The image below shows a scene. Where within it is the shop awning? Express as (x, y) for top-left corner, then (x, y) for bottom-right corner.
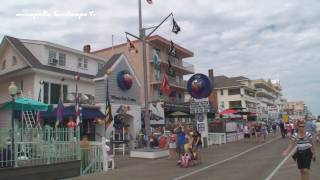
(219, 109), (239, 115)
(2, 97), (52, 111)
(40, 105), (105, 120)
(168, 111), (190, 117)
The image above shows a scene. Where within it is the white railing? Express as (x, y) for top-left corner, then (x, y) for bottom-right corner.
(208, 133), (226, 145)
(226, 132), (244, 143)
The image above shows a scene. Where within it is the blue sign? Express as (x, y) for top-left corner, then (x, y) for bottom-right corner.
(187, 73), (213, 99)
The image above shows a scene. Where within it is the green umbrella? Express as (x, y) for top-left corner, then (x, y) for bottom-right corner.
(2, 97), (52, 111)
(168, 111), (189, 117)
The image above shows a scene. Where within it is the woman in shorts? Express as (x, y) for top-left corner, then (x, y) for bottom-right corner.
(283, 121), (316, 180)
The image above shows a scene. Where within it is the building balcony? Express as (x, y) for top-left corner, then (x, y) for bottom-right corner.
(256, 88), (276, 99)
(150, 77), (187, 91)
(253, 79), (280, 94)
(257, 97), (275, 106)
(150, 56), (194, 74)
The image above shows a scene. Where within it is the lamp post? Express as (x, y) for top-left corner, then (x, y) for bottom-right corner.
(126, 0), (176, 150)
(8, 81), (18, 165)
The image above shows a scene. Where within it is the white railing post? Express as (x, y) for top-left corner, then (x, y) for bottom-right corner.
(101, 137), (108, 172)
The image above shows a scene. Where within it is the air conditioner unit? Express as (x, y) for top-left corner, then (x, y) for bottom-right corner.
(49, 58), (58, 65)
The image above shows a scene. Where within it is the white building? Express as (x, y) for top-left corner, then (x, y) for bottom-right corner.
(252, 79), (283, 121)
(214, 76), (257, 117)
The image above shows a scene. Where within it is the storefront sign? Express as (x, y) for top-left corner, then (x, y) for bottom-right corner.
(190, 101), (209, 114)
(111, 95), (136, 102)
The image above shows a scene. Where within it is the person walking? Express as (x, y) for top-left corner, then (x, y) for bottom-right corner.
(279, 121), (286, 138)
(243, 123), (251, 143)
(272, 122), (277, 136)
(192, 130), (202, 164)
(174, 123), (186, 164)
(283, 121), (316, 180)
(168, 130), (177, 159)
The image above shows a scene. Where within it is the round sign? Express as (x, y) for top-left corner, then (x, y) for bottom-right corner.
(117, 70), (133, 91)
(187, 73), (213, 99)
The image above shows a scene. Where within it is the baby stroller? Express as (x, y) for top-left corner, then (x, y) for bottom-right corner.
(180, 148), (197, 168)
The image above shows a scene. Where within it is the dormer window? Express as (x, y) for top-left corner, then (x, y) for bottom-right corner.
(58, 53), (66, 66)
(83, 59), (88, 69)
(48, 49), (65, 66)
(48, 49), (57, 64)
(78, 57), (88, 70)
(2, 60), (6, 70)
(12, 56), (17, 66)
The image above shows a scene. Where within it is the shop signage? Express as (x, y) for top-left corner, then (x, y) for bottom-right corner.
(190, 101), (209, 114)
(111, 95), (136, 102)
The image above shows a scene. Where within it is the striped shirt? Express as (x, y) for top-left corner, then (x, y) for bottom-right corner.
(291, 132), (313, 151)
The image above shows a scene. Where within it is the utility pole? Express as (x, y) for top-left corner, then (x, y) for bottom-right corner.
(125, 0), (177, 150)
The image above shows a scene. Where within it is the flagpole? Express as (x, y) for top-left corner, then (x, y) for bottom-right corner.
(138, 0), (151, 150)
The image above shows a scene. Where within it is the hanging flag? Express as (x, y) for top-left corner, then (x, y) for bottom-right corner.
(55, 97), (64, 128)
(75, 73), (81, 125)
(167, 58), (175, 77)
(172, 18), (181, 34)
(160, 74), (171, 96)
(36, 88), (42, 127)
(75, 72), (80, 81)
(153, 49), (161, 68)
(168, 41), (176, 57)
(105, 79), (113, 129)
(146, 0), (152, 4)
(127, 37), (138, 53)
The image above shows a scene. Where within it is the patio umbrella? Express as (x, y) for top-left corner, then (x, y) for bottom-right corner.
(2, 97), (52, 111)
(168, 111), (190, 117)
(219, 109), (239, 115)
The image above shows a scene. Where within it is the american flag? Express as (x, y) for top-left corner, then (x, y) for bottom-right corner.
(105, 79), (113, 129)
(55, 97), (64, 127)
(75, 72), (81, 125)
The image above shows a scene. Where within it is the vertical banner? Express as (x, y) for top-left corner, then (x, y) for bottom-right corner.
(149, 102), (165, 125)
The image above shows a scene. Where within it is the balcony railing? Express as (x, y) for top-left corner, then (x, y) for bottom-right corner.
(257, 97), (274, 105)
(256, 88), (276, 98)
(150, 56), (195, 73)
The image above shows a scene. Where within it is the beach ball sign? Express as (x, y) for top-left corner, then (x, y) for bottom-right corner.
(187, 73), (213, 99)
(117, 70), (133, 91)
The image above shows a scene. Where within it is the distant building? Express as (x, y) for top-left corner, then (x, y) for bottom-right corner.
(213, 75), (257, 116)
(285, 101), (306, 120)
(252, 79), (283, 121)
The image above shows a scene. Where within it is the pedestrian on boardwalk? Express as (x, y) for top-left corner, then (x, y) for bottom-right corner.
(168, 130), (177, 159)
(272, 122), (277, 136)
(174, 123), (186, 164)
(243, 123), (251, 143)
(251, 125), (256, 143)
(261, 123), (268, 142)
(283, 121), (316, 180)
(279, 121), (286, 138)
(192, 130), (202, 164)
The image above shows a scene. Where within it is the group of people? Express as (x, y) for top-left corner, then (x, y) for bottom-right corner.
(243, 122), (269, 143)
(166, 123), (202, 166)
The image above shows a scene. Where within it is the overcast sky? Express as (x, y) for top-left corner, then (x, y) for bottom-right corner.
(1, 0), (319, 116)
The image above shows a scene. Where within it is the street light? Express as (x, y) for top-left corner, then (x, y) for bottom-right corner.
(8, 81), (18, 166)
(123, 0), (179, 150)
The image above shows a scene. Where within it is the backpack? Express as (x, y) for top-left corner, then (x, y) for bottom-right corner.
(180, 153), (191, 168)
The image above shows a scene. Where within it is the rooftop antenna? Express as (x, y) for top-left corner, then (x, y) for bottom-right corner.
(111, 34), (114, 56)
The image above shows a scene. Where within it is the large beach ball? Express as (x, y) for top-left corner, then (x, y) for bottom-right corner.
(187, 73), (213, 99)
(117, 70), (133, 91)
